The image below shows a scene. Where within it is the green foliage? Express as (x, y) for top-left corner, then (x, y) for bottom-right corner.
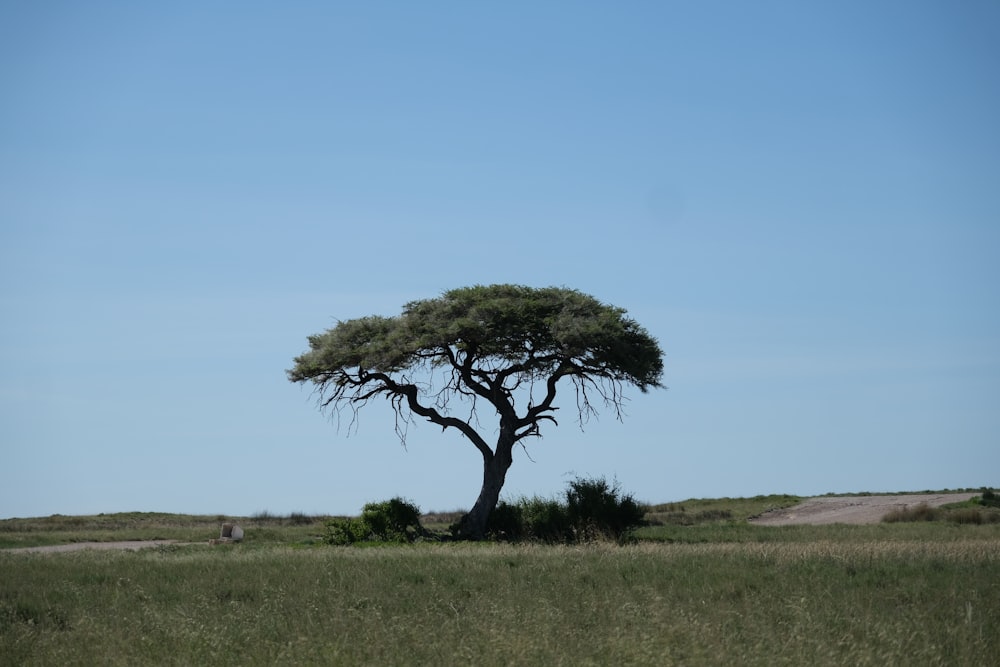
(487, 477), (645, 543)
(565, 477), (646, 541)
(483, 501), (525, 541)
(324, 517), (371, 546)
(402, 285), (664, 390)
(980, 488), (1000, 508)
(486, 497), (572, 543)
(325, 498), (425, 545)
(517, 497), (574, 543)
(362, 498), (424, 542)
(289, 285), (664, 390)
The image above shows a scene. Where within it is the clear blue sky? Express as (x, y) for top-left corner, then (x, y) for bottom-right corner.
(2, 2), (998, 518)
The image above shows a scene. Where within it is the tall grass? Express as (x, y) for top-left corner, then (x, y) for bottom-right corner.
(883, 503), (1000, 525)
(4, 531), (998, 665)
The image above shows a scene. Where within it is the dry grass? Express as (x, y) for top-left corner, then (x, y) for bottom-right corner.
(3, 529), (998, 665)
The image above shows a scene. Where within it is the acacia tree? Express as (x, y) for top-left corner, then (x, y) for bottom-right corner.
(287, 284), (664, 540)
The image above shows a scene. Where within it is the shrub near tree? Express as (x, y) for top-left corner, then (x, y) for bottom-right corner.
(566, 477), (646, 541)
(487, 476), (646, 543)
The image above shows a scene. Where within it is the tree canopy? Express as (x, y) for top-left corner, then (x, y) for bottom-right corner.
(288, 284), (664, 539)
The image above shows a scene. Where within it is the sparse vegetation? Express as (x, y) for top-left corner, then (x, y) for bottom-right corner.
(251, 510), (325, 526)
(882, 506), (1000, 524)
(979, 488), (1000, 508)
(0, 512), (330, 550)
(950, 508), (986, 525)
(882, 495), (1000, 525)
(883, 502), (940, 523)
(643, 494), (801, 528)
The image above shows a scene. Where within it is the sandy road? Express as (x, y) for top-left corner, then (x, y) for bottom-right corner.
(749, 493), (978, 526)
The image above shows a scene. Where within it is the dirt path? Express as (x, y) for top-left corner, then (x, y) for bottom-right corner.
(749, 493), (978, 526)
(3, 540), (194, 554)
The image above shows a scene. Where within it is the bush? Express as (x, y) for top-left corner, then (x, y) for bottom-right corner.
(565, 477), (646, 542)
(486, 476), (645, 543)
(522, 497), (574, 542)
(980, 488), (1000, 508)
(325, 498), (425, 545)
(486, 497), (573, 543)
(486, 501), (528, 541)
(325, 517), (370, 545)
(361, 498), (424, 542)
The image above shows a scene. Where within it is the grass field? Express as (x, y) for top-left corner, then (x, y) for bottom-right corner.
(0, 512), (328, 550)
(2, 501), (998, 666)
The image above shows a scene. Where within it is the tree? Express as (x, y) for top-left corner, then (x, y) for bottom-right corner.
(287, 284), (664, 540)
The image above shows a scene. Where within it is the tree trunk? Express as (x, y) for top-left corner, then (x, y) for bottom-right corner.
(455, 431), (515, 540)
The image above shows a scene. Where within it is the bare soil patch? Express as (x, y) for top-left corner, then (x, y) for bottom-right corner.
(749, 493), (978, 526)
(4, 540), (193, 554)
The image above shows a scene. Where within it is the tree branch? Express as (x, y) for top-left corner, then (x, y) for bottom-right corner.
(516, 361), (574, 429)
(360, 369), (494, 461)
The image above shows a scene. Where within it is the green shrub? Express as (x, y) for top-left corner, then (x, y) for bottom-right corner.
(486, 501), (527, 541)
(325, 517), (370, 545)
(361, 498), (424, 542)
(565, 476), (646, 541)
(486, 497), (572, 543)
(486, 476), (645, 543)
(980, 488), (1000, 508)
(521, 497), (574, 543)
(325, 498), (425, 545)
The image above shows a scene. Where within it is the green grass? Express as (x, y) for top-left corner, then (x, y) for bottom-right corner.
(3, 499), (998, 665)
(0, 512), (332, 549)
(637, 517), (1000, 543)
(3, 533), (998, 666)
